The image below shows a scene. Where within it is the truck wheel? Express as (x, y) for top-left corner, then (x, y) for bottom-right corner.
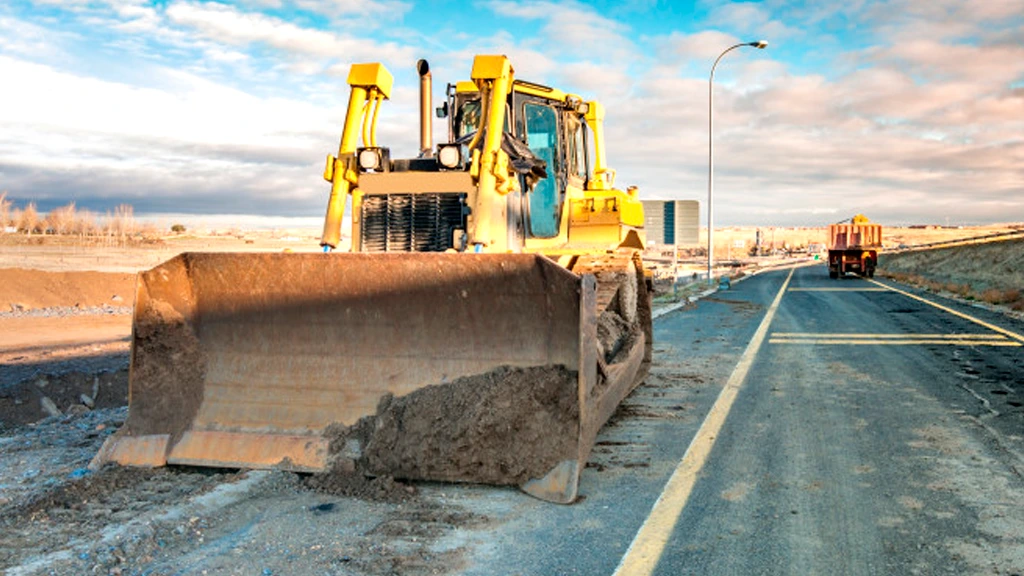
(829, 270), (838, 279)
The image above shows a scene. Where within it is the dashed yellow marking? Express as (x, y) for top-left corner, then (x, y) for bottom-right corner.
(788, 287), (888, 292)
(772, 333), (1008, 340)
(770, 338), (1018, 346)
(614, 268), (794, 576)
(867, 279), (1024, 344)
(770, 332), (1016, 346)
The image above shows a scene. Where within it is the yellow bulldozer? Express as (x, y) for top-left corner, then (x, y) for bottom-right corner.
(93, 55), (651, 503)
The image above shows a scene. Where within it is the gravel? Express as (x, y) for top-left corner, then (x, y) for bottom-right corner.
(0, 305), (132, 320)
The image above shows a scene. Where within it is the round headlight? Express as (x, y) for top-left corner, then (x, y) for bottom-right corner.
(358, 148), (381, 171)
(438, 145), (461, 169)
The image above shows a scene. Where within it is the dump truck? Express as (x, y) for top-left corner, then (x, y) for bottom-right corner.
(827, 214), (881, 278)
(92, 55), (652, 503)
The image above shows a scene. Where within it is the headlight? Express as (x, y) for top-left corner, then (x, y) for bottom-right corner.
(358, 148), (382, 171)
(437, 145), (462, 169)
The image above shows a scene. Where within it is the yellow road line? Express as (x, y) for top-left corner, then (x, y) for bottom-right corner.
(771, 333), (1007, 340)
(769, 339), (1019, 347)
(787, 287), (888, 292)
(868, 279), (1024, 344)
(614, 268), (794, 576)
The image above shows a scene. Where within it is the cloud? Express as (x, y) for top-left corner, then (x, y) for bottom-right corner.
(0, 54), (347, 215)
(164, 1), (413, 64)
(660, 30), (747, 62)
(0, 15), (78, 58)
(867, 40), (1024, 85)
(862, 0), (1024, 41)
(3, 0), (1022, 226)
(485, 0), (638, 64)
(705, 2), (800, 42)
(293, 0), (411, 21)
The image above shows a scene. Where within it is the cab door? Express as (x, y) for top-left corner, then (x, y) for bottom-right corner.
(518, 98), (565, 239)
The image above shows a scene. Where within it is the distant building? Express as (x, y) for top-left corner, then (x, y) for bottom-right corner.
(642, 200), (699, 247)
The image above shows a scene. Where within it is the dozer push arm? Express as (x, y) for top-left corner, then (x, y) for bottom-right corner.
(320, 64), (393, 250)
(584, 101), (615, 190)
(466, 55), (517, 250)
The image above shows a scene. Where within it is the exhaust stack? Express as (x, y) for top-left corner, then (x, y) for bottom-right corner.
(417, 59), (432, 157)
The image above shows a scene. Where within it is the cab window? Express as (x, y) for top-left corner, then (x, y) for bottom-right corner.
(523, 102), (560, 238)
(567, 115), (587, 181)
(455, 100), (481, 139)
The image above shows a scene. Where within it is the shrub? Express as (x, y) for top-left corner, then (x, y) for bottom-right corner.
(981, 289), (1020, 305)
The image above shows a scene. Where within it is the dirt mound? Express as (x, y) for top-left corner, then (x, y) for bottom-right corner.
(0, 369), (129, 430)
(0, 268), (136, 312)
(121, 300), (207, 442)
(323, 364), (579, 487)
(304, 467), (418, 503)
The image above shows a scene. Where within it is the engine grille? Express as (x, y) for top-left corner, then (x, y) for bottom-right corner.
(360, 193), (467, 252)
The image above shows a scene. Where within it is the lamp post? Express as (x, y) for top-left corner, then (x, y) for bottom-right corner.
(708, 40), (767, 284)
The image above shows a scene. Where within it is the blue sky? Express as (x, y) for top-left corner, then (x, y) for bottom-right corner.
(1, 0), (1022, 227)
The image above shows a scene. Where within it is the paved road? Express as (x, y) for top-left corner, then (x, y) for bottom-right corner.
(469, 264), (1024, 575)
(614, 264), (1024, 576)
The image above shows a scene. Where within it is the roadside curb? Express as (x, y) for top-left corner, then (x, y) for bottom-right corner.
(651, 260), (819, 321)
(652, 287), (716, 320)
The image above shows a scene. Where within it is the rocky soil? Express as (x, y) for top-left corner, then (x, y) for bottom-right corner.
(0, 266), (498, 575)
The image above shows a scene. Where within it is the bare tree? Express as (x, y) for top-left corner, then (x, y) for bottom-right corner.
(20, 202), (39, 236)
(74, 208), (98, 238)
(46, 202), (77, 236)
(101, 204), (137, 245)
(10, 207), (22, 232)
(0, 191), (10, 232)
(115, 204), (134, 243)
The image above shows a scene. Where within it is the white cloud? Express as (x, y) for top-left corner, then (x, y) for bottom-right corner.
(706, 2), (800, 42)
(166, 2), (356, 55)
(0, 15), (78, 58)
(486, 0), (637, 63)
(0, 54), (344, 213)
(164, 1), (417, 71)
(293, 0), (411, 21)
(660, 30), (746, 62)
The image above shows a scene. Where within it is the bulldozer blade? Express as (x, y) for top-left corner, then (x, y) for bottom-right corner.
(93, 252), (647, 503)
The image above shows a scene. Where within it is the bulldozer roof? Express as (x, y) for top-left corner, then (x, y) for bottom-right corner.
(454, 78), (581, 105)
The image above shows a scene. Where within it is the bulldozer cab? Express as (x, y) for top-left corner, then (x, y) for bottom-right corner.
(447, 79), (595, 243)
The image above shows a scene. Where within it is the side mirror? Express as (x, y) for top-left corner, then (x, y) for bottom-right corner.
(436, 102), (449, 118)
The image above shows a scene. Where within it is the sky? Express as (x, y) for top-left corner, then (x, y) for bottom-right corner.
(0, 0), (1022, 228)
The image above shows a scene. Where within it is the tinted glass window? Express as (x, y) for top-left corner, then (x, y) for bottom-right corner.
(524, 102), (560, 238)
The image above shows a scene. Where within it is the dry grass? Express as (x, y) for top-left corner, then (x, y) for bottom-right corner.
(878, 237), (1024, 312)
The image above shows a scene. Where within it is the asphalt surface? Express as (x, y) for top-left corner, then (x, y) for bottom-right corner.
(463, 264), (1024, 575)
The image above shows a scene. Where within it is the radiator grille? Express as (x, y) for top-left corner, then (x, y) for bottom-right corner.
(360, 193), (467, 252)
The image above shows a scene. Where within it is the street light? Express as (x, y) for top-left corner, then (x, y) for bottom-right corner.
(708, 40), (767, 284)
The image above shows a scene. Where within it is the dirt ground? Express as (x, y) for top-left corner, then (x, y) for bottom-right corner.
(0, 248), (497, 576)
(0, 241), (611, 575)
(2, 227), (1020, 575)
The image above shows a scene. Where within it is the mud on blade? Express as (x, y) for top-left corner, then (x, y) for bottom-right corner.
(93, 252), (647, 503)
